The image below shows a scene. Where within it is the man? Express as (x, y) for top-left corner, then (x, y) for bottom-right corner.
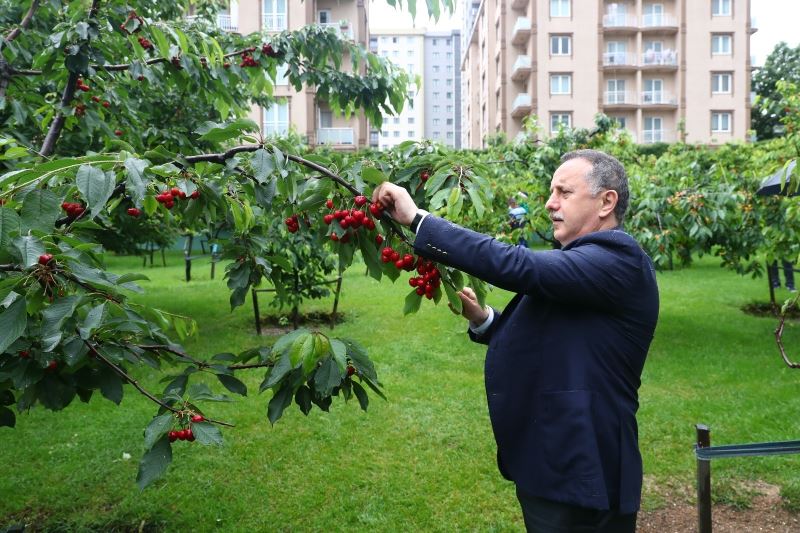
(373, 150), (659, 532)
(507, 196), (529, 247)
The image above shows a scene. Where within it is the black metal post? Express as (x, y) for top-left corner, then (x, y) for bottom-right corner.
(184, 253), (191, 282)
(696, 424), (712, 533)
(252, 288), (262, 335)
(210, 259), (216, 280)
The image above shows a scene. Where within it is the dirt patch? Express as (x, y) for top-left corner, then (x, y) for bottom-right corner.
(256, 311), (345, 336)
(742, 301), (800, 319)
(639, 482), (800, 532)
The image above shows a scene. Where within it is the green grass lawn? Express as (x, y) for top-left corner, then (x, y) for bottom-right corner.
(3, 250), (800, 531)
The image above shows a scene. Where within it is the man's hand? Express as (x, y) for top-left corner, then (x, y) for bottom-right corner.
(372, 182), (418, 226)
(458, 287), (489, 326)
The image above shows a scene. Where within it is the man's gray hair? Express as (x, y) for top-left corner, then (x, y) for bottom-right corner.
(561, 149), (629, 224)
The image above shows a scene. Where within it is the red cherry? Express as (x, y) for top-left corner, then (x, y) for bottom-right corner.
(191, 415), (204, 423)
(330, 234), (339, 241)
(170, 187), (181, 197)
(364, 218), (376, 230)
(375, 234), (384, 245)
(186, 429), (195, 442)
(421, 171), (430, 181)
(102, 101), (110, 108)
(394, 259), (405, 269)
(126, 207), (141, 217)
(323, 214), (334, 224)
(339, 218), (350, 229)
(190, 190), (200, 199)
(164, 200), (174, 209)
(391, 251), (400, 262)
(38, 253), (53, 265)
(168, 431), (178, 442)
(19, 350), (30, 358)
(415, 286), (425, 296)
(346, 365), (356, 376)
(114, 129), (123, 136)
(91, 95), (100, 103)
(46, 360), (58, 371)
(325, 199), (334, 209)
(137, 75), (145, 81)
(354, 195), (367, 207)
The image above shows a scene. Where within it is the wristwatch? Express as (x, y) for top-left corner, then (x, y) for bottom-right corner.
(410, 211), (425, 234)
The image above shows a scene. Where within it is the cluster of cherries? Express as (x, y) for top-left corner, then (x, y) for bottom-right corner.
(321, 196), (383, 242)
(284, 214), (300, 233)
(239, 53), (258, 68)
(408, 259), (441, 299)
(61, 201), (85, 218)
(75, 77), (91, 93)
(155, 187), (200, 209)
(168, 414), (204, 443)
(137, 36), (153, 50)
(90, 95), (110, 108)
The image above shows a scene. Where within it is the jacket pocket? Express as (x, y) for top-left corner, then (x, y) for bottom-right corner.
(538, 390), (603, 482)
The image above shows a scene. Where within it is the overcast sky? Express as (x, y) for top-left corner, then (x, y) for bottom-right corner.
(370, 0), (799, 66)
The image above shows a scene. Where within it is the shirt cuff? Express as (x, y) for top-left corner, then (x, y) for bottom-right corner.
(412, 210), (430, 234)
(469, 306), (494, 335)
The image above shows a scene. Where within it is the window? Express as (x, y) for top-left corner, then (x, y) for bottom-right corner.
(712, 0), (731, 16)
(446, 132), (454, 139)
(433, 118), (440, 125)
(433, 131), (441, 138)
(712, 73), (732, 94)
(446, 92), (453, 99)
(433, 78), (440, 87)
(606, 79), (626, 104)
(407, 36), (415, 44)
(392, 50), (399, 57)
(319, 109), (332, 128)
(369, 37), (378, 50)
(408, 117), (415, 124)
(643, 3), (664, 26)
(408, 130), (415, 137)
(392, 37), (398, 44)
(446, 118), (453, 125)
(263, 0), (287, 31)
(711, 112), (731, 132)
(612, 116), (627, 128)
(407, 50), (414, 57)
(550, 74), (571, 95)
(446, 79), (452, 86)
(393, 117), (400, 124)
(446, 52), (452, 59)
(711, 34), (732, 55)
(263, 100), (289, 135)
(433, 65), (440, 73)
(393, 131), (400, 137)
(446, 39), (451, 46)
(432, 39), (438, 45)
(407, 64), (414, 73)
(447, 64), (453, 72)
(550, 112), (571, 131)
(446, 105), (453, 113)
(274, 64), (289, 85)
(550, 0), (570, 17)
(433, 51), (440, 58)
(317, 10), (332, 23)
(605, 41), (627, 65)
(550, 35), (571, 56)
(643, 117), (663, 142)
(433, 92), (440, 99)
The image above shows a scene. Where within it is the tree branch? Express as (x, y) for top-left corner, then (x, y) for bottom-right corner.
(4, 0), (40, 43)
(774, 293), (800, 369)
(39, 73), (78, 156)
(0, 264), (23, 272)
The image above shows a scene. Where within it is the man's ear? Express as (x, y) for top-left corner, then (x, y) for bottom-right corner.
(599, 189), (618, 219)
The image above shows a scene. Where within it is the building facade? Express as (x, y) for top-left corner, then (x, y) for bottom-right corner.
(224, 0), (370, 150)
(461, 0), (755, 147)
(424, 30), (462, 148)
(368, 30), (426, 150)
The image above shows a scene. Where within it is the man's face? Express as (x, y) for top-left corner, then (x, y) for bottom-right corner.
(545, 158), (608, 246)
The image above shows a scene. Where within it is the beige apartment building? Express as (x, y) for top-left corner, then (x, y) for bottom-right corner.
(224, 0), (370, 149)
(461, 0), (756, 147)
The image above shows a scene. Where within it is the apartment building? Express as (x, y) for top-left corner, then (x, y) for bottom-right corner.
(221, 0), (369, 149)
(461, 0), (756, 147)
(368, 30), (426, 149)
(425, 30), (462, 148)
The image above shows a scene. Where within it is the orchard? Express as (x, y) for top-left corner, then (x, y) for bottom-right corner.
(2, 0), (800, 527)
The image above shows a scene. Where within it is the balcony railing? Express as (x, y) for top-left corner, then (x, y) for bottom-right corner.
(511, 0), (529, 8)
(318, 22), (354, 40)
(317, 127), (355, 145)
(511, 55), (532, 80)
(641, 50), (678, 66)
(263, 13), (287, 31)
(604, 90), (635, 105)
(511, 93), (532, 117)
(511, 17), (532, 45)
(603, 14), (637, 27)
(641, 130), (675, 143)
(603, 52), (635, 67)
(642, 13), (677, 28)
(641, 91), (677, 105)
(186, 13), (238, 32)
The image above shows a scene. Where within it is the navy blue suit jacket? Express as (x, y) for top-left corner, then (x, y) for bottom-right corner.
(414, 216), (659, 514)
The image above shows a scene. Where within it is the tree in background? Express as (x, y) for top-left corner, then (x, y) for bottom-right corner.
(752, 42), (800, 140)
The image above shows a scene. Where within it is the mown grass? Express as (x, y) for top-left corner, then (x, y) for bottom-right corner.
(2, 250), (800, 531)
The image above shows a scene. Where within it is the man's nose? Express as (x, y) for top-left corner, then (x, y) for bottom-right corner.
(545, 193), (557, 211)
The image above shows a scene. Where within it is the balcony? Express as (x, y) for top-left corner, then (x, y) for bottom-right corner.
(641, 13), (678, 32)
(186, 13), (238, 32)
(641, 130), (675, 143)
(511, 55), (532, 81)
(317, 127), (355, 146)
(603, 52), (637, 69)
(602, 14), (638, 33)
(262, 13), (287, 32)
(641, 50), (678, 69)
(750, 16), (758, 33)
(511, 0), (529, 9)
(511, 93), (532, 118)
(603, 90), (636, 107)
(641, 91), (677, 107)
(318, 21), (354, 40)
(511, 17), (531, 45)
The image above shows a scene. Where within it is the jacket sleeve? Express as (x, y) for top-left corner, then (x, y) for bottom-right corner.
(467, 307), (501, 345)
(414, 216), (645, 309)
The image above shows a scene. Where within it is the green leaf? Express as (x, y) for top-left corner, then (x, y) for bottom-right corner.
(403, 289), (422, 315)
(442, 281), (463, 315)
(216, 373), (247, 396)
(252, 149), (275, 184)
(0, 208), (21, 258)
(465, 181), (485, 219)
(446, 186), (463, 219)
(12, 227), (45, 264)
(294, 385), (312, 415)
(41, 295), (80, 351)
(314, 357), (342, 397)
(361, 166), (385, 185)
(329, 338), (347, 372)
(76, 165), (115, 219)
(136, 436), (172, 490)
(98, 366), (123, 405)
(352, 381), (369, 410)
(0, 296), (26, 354)
(261, 351), (292, 390)
(143, 413), (174, 450)
(197, 119), (259, 143)
(357, 232), (383, 281)
(20, 189), (60, 234)
(267, 378), (296, 425)
(191, 421), (224, 446)
(289, 332), (314, 367)
(124, 158), (149, 206)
